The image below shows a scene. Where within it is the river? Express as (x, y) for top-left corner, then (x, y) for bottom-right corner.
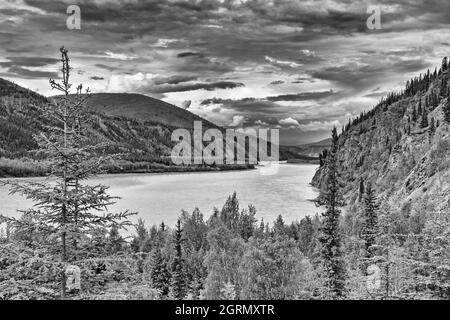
(0, 163), (320, 228)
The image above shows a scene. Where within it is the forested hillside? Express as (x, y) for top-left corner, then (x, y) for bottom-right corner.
(313, 58), (449, 219)
(312, 58), (450, 299)
(0, 78), (250, 177)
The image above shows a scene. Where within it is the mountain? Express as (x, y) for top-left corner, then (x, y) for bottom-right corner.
(312, 61), (450, 224)
(0, 78), (250, 177)
(62, 93), (218, 130)
(279, 138), (331, 161)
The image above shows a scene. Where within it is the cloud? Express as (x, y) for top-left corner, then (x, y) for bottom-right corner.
(269, 80), (284, 85)
(152, 38), (186, 48)
(153, 75), (198, 85)
(279, 117), (300, 127)
(104, 51), (137, 60)
(0, 56), (58, 68)
(299, 120), (341, 132)
(267, 90), (336, 102)
(264, 56), (302, 68)
(301, 49), (316, 57)
(106, 72), (245, 94)
(2, 66), (59, 79)
(255, 119), (269, 126)
(177, 52), (205, 58)
(229, 115), (245, 127)
(90, 76), (104, 80)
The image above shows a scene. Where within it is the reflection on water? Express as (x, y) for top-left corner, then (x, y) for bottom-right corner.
(0, 163), (320, 227)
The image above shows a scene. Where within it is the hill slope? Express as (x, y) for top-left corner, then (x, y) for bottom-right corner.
(312, 62), (450, 228)
(280, 138), (331, 161)
(63, 93), (218, 130)
(0, 78), (252, 177)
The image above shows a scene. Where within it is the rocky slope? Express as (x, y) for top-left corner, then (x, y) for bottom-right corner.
(312, 64), (450, 222)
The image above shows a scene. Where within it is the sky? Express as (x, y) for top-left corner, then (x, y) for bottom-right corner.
(1, 0), (450, 145)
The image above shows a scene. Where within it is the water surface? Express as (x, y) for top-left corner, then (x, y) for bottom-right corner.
(0, 163), (320, 227)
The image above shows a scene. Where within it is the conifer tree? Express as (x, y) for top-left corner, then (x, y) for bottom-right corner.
(273, 214), (286, 237)
(420, 107), (428, 128)
(360, 183), (379, 257)
(412, 106), (417, 122)
(150, 248), (171, 296)
(444, 93), (450, 123)
(171, 219), (187, 299)
(442, 57), (448, 72)
(316, 127), (347, 299)
(429, 117), (436, 138)
(0, 47), (134, 298)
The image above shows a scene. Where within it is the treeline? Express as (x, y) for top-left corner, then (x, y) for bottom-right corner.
(341, 57), (450, 136)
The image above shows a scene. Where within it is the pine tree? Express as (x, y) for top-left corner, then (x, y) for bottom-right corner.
(420, 106), (428, 128)
(429, 117), (436, 138)
(108, 224), (124, 254)
(360, 183), (379, 257)
(171, 219), (187, 299)
(442, 57), (448, 72)
(412, 106), (417, 122)
(444, 93), (450, 123)
(0, 47), (134, 298)
(150, 248), (171, 296)
(316, 127), (347, 299)
(273, 214), (286, 237)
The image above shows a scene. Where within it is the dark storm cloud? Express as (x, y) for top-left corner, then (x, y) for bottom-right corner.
(2, 66), (59, 79)
(95, 64), (117, 72)
(201, 90), (337, 111)
(0, 57), (59, 68)
(150, 81), (245, 93)
(267, 91), (337, 102)
(153, 75), (198, 85)
(177, 52), (205, 58)
(90, 76), (104, 80)
(269, 80), (284, 85)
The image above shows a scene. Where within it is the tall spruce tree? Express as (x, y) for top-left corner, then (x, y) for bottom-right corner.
(420, 107), (429, 128)
(0, 47), (134, 298)
(150, 248), (171, 296)
(444, 91), (450, 123)
(316, 127), (347, 299)
(360, 183), (379, 257)
(429, 117), (436, 139)
(171, 219), (187, 299)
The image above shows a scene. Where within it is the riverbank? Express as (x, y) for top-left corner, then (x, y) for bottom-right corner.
(0, 158), (256, 178)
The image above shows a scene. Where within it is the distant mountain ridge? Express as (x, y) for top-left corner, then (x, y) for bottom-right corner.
(280, 138), (331, 161)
